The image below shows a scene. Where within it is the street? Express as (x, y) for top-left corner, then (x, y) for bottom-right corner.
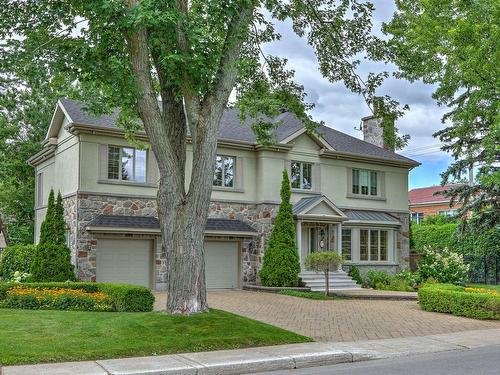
(254, 344), (500, 375)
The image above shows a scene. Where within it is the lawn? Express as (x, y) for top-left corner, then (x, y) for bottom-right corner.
(0, 309), (311, 366)
(468, 284), (500, 292)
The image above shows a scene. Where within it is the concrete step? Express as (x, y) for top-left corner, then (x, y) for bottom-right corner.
(299, 271), (361, 291)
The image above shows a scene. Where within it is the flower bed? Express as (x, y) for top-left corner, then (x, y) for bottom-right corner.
(2, 287), (114, 311)
(418, 283), (500, 320)
(0, 282), (154, 312)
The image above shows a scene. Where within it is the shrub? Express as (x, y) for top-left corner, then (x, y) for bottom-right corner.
(450, 228), (500, 257)
(30, 243), (76, 282)
(364, 270), (392, 289)
(364, 269), (418, 292)
(259, 170), (300, 287)
(0, 282), (154, 312)
(347, 265), (363, 285)
(1, 287), (114, 311)
(417, 247), (469, 284)
(418, 283), (500, 320)
(0, 244), (36, 280)
(411, 223), (458, 251)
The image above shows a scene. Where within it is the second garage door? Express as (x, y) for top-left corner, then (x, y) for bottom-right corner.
(204, 241), (239, 289)
(96, 239), (153, 288)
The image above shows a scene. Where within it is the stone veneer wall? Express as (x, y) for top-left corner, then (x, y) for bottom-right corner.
(68, 193), (274, 287)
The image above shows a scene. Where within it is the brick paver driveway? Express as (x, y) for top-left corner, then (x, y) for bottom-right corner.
(154, 290), (500, 342)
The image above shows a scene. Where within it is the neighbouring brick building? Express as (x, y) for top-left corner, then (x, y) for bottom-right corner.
(408, 184), (463, 223)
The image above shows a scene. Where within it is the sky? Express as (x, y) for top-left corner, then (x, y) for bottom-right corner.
(261, 1), (453, 190)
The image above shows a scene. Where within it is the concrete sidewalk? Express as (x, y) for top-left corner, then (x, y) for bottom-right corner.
(3, 328), (500, 375)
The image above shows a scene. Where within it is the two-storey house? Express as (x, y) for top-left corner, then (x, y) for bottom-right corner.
(28, 99), (419, 290)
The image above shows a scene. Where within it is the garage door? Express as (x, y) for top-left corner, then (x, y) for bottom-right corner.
(204, 241), (239, 289)
(96, 239), (153, 288)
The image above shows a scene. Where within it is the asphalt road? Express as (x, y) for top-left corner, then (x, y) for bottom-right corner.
(254, 344), (500, 375)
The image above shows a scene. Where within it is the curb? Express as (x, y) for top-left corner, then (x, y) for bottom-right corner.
(3, 328), (500, 375)
(330, 291), (418, 300)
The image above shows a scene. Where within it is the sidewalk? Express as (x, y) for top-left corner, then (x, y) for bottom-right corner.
(3, 328), (500, 375)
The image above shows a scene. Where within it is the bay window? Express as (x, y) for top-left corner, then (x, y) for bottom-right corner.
(341, 229), (352, 261)
(359, 229), (389, 262)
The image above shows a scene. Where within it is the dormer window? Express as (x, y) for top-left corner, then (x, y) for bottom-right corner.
(107, 146), (147, 183)
(213, 155), (235, 188)
(291, 161), (312, 190)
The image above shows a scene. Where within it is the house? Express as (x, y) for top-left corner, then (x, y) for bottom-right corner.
(408, 184), (462, 224)
(28, 99), (419, 290)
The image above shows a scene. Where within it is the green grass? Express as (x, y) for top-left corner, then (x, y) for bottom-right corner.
(0, 309), (311, 366)
(277, 290), (334, 300)
(467, 284), (500, 292)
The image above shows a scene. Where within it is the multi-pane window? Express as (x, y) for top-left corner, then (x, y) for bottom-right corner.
(438, 209), (457, 217)
(213, 155), (235, 188)
(291, 161), (312, 190)
(411, 212), (424, 224)
(341, 229), (352, 261)
(360, 229), (388, 261)
(107, 146), (147, 183)
(352, 169), (378, 196)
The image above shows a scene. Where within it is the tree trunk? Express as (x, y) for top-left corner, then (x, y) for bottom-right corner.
(324, 268), (329, 296)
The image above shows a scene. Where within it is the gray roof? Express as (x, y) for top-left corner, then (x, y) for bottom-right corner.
(292, 196), (323, 215)
(86, 215), (257, 233)
(342, 209), (400, 223)
(59, 98), (418, 165)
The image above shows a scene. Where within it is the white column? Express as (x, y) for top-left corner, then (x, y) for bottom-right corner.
(296, 220), (302, 269)
(337, 222), (342, 256)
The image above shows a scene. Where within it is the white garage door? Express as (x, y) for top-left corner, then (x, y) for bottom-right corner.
(204, 241), (239, 289)
(96, 239), (153, 288)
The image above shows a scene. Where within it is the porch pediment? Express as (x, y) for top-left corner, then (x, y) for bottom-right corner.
(292, 196), (348, 221)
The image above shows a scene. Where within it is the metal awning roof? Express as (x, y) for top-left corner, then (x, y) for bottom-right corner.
(342, 209), (401, 225)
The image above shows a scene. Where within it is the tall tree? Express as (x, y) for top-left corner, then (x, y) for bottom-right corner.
(384, 0), (499, 231)
(1, 0), (407, 313)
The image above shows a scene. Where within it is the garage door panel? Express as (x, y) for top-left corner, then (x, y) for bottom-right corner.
(205, 241), (239, 289)
(97, 239), (153, 288)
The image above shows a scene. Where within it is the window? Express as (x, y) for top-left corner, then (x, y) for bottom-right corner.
(352, 169), (377, 196)
(360, 229), (389, 261)
(291, 161), (312, 190)
(411, 212), (424, 224)
(342, 229), (352, 261)
(107, 146), (147, 183)
(36, 172), (43, 206)
(213, 155), (235, 188)
(438, 209), (457, 217)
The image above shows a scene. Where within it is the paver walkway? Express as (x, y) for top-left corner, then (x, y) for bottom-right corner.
(155, 290), (500, 342)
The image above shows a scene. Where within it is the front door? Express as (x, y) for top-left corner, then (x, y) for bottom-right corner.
(308, 224), (338, 254)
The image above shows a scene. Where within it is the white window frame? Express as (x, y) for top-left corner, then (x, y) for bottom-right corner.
(438, 209), (457, 217)
(107, 145), (148, 183)
(352, 169), (378, 197)
(345, 227), (394, 263)
(341, 228), (352, 261)
(36, 172), (43, 207)
(411, 212), (424, 224)
(213, 154), (236, 188)
(291, 161), (313, 190)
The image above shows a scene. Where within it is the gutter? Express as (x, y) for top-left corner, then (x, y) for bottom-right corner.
(319, 148), (420, 169)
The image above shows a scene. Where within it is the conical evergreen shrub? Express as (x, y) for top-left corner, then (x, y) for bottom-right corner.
(31, 189), (75, 282)
(259, 170), (301, 286)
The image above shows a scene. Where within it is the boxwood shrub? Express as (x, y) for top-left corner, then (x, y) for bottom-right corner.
(418, 283), (500, 320)
(0, 282), (154, 312)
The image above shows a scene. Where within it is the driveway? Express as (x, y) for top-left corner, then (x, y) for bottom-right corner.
(154, 290), (500, 342)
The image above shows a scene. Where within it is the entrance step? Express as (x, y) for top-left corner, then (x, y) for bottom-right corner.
(299, 270), (361, 291)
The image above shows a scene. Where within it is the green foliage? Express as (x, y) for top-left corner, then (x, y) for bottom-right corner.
(385, 0), (500, 230)
(417, 247), (469, 284)
(38, 190), (66, 246)
(53, 192), (67, 245)
(418, 284), (500, 320)
(411, 223), (458, 251)
(364, 269), (418, 292)
(0, 282), (154, 312)
(347, 265), (363, 286)
(278, 290), (334, 300)
(305, 252), (343, 274)
(259, 171), (300, 287)
(422, 214), (457, 225)
(0, 245), (36, 280)
(450, 227), (500, 257)
(30, 244), (75, 282)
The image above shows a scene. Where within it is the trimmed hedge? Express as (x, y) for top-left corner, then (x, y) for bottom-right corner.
(411, 223), (457, 251)
(0, 282), (154, 312)
(0, 245), (36, 280)
(418, 283), (500, 320)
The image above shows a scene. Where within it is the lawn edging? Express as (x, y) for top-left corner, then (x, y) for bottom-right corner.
(418, 283), (500, 320)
